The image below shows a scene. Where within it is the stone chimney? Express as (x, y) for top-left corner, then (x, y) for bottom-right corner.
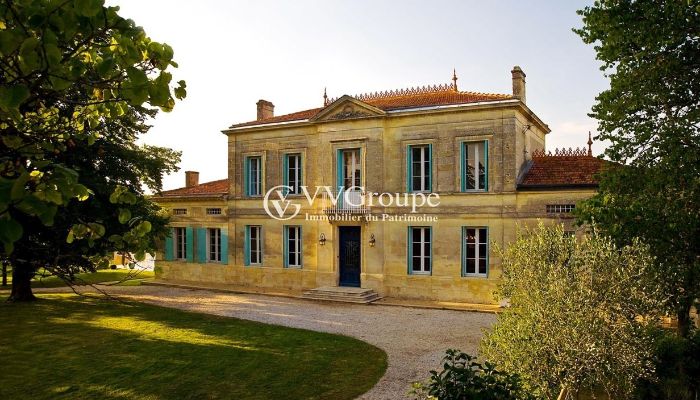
(511, 66), (526, 104)
(185, 171), (199, 187)
(256, 100), (274, 120)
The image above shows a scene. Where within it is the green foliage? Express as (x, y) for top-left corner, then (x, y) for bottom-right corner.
(0, 294), (388, 400)
(574, 0), (700, 335)
(411, 349), (537, 400)
(635, 329), (700, 400)
(481, 223), (664, 400)
(0, 0), (186, 255)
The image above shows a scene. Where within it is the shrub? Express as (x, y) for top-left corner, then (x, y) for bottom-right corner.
(410, 349), (537, 400)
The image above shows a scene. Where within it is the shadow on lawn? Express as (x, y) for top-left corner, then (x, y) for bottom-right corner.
(0, 294), (387, 400)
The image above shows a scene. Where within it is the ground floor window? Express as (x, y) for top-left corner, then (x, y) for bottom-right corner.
(245, 225), (262, 265)
(208, 228), (221, 262)
(284, 225), (302, 268)
(174, 227), (187, 260)
(463, 227), (488, 277)
(408, 226), (432, 274)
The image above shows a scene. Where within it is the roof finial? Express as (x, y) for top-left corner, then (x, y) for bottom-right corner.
(587, 131), (593, 156)
(323, 87), (329, 106)
(452, 68), (458, 91)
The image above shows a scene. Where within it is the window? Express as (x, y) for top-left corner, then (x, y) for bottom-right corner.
(408, 227), (432, 274)
(284, 226), (302, 268)
(208, 228), (221, 262)
(173, 208), (187, 215)
(546, 204), (575, 214)
(206, 208), (222, 215)
(245, 156), (262, 196)
(284, 154), (302, 194)
(408, 144), (432, 192)
(463, 227), (488, 277)
(461, 141), (488, 191)
(342, 149), (361, 189)
(174, 227), (187, 260)
(245, 225), (262, 265)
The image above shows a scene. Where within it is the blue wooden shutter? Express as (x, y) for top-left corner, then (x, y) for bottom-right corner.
(243, 157), (249, 196)
(406, 145), (412, 192)
(407, 227), (413, 275)
(164, 228), (174, 261)
(483, 140), (489, 191)
(283, 226), (289, 268)
(196, 228), (207, 263)
(185, 227), (194, 263)
(220, 228), (228, 265)
(427, 144), (433, 192)
(298, 226), (303, 267)
(460, 227), (466, 277)
(336, 150), (344, 191)
(243, 226), (250, 266)
(460, 142), (466, 192)
(427, 227), (432, 272)
(282, 155), (289, 195)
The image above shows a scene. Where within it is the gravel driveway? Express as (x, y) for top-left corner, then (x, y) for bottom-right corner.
(54, 285), (496, 400)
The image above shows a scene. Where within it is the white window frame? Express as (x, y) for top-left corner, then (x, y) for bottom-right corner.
(248, 225), (262, 265)
(247, 156), (262, 196)
(286, 154), (302, 194)
(342, 149), (361, 189)
(174, 227), (186, 260)
(462, 141), (487, 191)
(207, 228), (221, 262)
(463, 227), (488, 277)
(410, 227), (432, 275)
(285, 225), (302, 268)
(411, 145), (430, 192)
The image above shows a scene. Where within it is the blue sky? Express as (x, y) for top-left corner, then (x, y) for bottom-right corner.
(112, 0), (607, 190)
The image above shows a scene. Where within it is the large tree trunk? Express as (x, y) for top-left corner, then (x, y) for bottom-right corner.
(8, 261), (35, 302)
(677, 299), (693, 338)
(1, 261), (7, 286)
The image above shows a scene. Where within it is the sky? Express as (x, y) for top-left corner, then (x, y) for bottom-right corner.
(110, 0), (608, 191)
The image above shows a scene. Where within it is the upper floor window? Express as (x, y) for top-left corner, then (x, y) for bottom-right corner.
(408, 144), (432, 192)
(174, 227), (187, 260)
(245, 156), (262, 196)
(408, 226), (432, 275)
(339, 149), (361, 189)
(546, 204), (575, 214)
(206, 208), (222, 215)
(208, 228), (221, 262)
(284, 154), (302, 194)
(244, 225), (262, 265)
(284, 225), (302, 268)
(461, 141), (488, 191)
(173, 208), (187, 215)
(463, 227), (488, 277)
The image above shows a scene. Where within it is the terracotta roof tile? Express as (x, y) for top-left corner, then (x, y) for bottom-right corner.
(519, 154), (607, 189)
(157, 179), (229, 197)
(229, 84), (512, 128)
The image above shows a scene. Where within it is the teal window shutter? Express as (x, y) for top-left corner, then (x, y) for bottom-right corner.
(427, 144), (433, 192)
(220, 228), (228, 265)
(185, 227), (194, 262)
(406, 145), (412, 192)
(197, 228), (207, 263)
(299, 226), (303, 267)
(283, 226), (289, 268)
(243, 226), (250, 266)
(336, 149), (344, 191)
(407, 227), (413, 275)
(461, 227), (466, 277)
(164, 228), (174, 261)
(282, 154), (289, 195)
(243, 157), (249, 196)
(460, 142), (466, 192)
(483, 140), (489, 191)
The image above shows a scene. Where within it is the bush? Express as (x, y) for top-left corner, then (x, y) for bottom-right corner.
(635, 329), (700, 399)
(410, 349), (537, 400)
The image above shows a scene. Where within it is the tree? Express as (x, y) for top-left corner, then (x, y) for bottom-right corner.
(0, 0), (186, 300)
(574, 0), (700, 336)
(481, 224), (665, 400)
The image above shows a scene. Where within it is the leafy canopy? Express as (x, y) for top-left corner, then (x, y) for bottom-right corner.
(0, 0), (186, 254)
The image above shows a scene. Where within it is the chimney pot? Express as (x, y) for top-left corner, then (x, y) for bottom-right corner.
(256, 99), (274, 121)
(185, 171), (199, 188)
(511, 66), (526, 104)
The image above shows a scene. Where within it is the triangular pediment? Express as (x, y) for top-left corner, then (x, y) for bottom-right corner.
(310, 95), (386, 122)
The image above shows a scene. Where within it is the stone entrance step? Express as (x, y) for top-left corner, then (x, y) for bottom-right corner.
(302, 286), (381, 304)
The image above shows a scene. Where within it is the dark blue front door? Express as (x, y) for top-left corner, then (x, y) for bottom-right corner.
(339, 227), (361, 287)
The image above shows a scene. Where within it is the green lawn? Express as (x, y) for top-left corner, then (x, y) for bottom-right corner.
(0, 294), (387, 400)
(0, 269), (154, 290)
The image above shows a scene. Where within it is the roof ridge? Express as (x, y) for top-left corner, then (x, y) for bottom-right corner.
(327, 83), (511, 104)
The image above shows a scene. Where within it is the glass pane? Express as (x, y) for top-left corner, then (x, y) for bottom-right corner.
(479, 259), (487, 274)
(479, 228), (487, 243)
(467, 259), (476, 274)
(479, 243), (487, 257)
(412, 256), (422, 271)
(412, 242), (422, 258)
(465, 144), (475, 190)
(466, 243), (475, 259)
